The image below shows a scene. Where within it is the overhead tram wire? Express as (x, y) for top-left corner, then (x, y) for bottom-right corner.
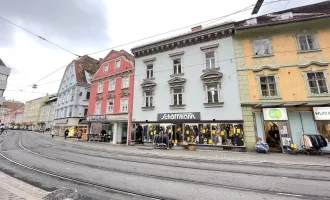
(86, 0), (285, 56)
(0, 16), (81, 57)
(15, 0), (285, 91)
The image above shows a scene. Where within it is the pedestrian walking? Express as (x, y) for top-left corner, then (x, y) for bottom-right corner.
(64, 128), (69, 139)
(77, 129), (82, 141)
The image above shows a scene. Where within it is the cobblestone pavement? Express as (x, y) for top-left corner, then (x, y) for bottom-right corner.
(0, 186), (25, 200)
(0, 171), (48, 200)
(52, 136), (330, 167)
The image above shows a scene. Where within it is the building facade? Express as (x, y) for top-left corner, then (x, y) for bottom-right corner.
(8, 105), (24, 126)
(23, 95), (49, 130)
(0, 59), (11, 105)
(131, 24), (244, 150)
(39, 95), (57, 130)
(0, 100), (24, 125)
(87, 50), (134, 145)
(234, 1), (330, 151)
(53, 55), (99, 138)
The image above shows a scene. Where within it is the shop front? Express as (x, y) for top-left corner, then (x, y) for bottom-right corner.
(131, 112), (245, 151)
(52, 118), (87, 138)
(313, 107), (330, 151)
(87, 114), (128, 144)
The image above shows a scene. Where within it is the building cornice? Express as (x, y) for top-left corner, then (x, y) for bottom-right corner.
(132, 23), (235, 58)
(91, 68), (134, 83)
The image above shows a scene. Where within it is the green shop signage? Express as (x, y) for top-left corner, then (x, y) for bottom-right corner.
(262, 108), (288, 121)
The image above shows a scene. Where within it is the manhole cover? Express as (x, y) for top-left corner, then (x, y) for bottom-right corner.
(43, 188), (78, 200)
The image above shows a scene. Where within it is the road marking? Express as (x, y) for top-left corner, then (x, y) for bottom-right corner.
(277, 192), (303, 197)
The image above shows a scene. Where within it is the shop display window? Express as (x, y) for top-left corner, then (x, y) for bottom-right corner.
(316, 121), (330, 143)
(183, 123), (244, 146)
(131, 124), (136, 141)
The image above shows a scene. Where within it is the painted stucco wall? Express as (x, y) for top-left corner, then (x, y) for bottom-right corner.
(133, 37), (243, 122)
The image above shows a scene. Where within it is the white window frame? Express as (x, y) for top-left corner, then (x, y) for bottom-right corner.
(107, 100), (114, 114)
(297, 34), (318, 51)
(109, 79), (116, 91)
(171, 87), (184, 105)
(305, 71), (329, 95)
(253, 39), (271, 56)
(103, 63), (108, 72)
(97, 82), (103, 93)
(146, 62), (154, 79)
(120, 98), (128, 113)
(122, 76), (129, 89)
(173, 57), (182, 75)
(95, 102), (101, 115)
(258, 75), (279, 98)
(205, 84), (220, 103)
(204, 50), (216, 69)
(115, 60), (121, 69)
(144, 91), (153, 108)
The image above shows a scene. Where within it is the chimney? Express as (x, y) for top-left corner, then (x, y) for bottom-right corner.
(191, 25), (202, 32)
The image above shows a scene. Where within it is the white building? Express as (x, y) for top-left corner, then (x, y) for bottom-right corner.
(131, 24), (244, 150)
(53, 55), (99, 138)
(0, 58), (11, 105)
(40, 95), (57, 129)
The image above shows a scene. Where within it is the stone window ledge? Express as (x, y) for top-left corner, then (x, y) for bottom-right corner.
(253, 54), (274, 58)
(169, 104), (186, 109)
(170, 73), (185, 78)
(142, 106), (155, 111)
(143, 77), (155, 81)
(259, 97), (282, 100)
(308, 94), (330, 98)
(297, 49), (322, 54)
(204, 102), (224, 108)
(202, 67), (220, 73)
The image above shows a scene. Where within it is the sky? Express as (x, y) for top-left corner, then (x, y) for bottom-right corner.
(0, 0), (326, 102)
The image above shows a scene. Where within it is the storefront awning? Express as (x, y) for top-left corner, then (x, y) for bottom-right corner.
(242, 102), (330, 108)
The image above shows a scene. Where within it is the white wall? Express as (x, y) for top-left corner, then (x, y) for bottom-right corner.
(132, 37), (242, 122)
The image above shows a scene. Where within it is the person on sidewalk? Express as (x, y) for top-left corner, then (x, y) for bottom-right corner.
(64, 128), (69, 139)
(77, 129), (82, 141)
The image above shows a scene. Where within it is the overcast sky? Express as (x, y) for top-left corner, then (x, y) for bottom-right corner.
(0, 0), (326, 102)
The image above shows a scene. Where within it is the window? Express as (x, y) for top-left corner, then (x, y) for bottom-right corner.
(172, 88), (183, 105)
(107, 100), (114, 114)
(297, 34), (318, 51)
(259, 76), (278, 97)
(145, 91), (153, 107)
(122, 76), (129, 88)
(71, 91), (74, 101)
(173, 58), (182, 74)
(69, 106), (72, 117)
(103, 64), (108, 72)
(306, 72), (328, 95)
(84, 108), (88, 116)
(95, 102), (101, 115)
(115, 60), (121, 69)
(66, 93), (69, 102)
(97, 82), (103, 93)
(120, 99), (128, 113)
(109, 79), (116, 91)
(316, 121), (330, 143)
(205, 51), (215, 69)
(146, 64), (154, 79)
(86, 92), (90, 100)
(253, 39), (271, 56)
(206, 84), (219, 103)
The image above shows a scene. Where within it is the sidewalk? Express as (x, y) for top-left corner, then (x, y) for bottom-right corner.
(0, 171), (48, 200)
(54, 137), (330, 167)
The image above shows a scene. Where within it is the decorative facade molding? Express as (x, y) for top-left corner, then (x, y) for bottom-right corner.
(140, 80), (157, 92)
(200, 43), (219, 51)
(107, 93), (115, 99)
(200, 69), (223, 84)
(169, 51), (185, 57)
(168, 77), (186, 88)
(143, 57), (156, 63)
(96, 95), (103, 102)
(120, 91), (129, 98)
(298, 61), (330, 68)
(252, 66), (279, 72)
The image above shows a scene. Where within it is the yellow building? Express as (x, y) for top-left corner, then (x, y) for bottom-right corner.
(23, 95), (49, 130)
(234, 2), (330, 152)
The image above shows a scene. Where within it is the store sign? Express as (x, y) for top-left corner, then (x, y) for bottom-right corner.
(86, 115), (107, 121)
(157, 112), (200, 121)
(263, 108), (288, 121)
(54, 119), (68, 124)
(313, 107), (330, 120)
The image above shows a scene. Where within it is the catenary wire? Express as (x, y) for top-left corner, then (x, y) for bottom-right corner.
(0, 16), (80, 57)
(86, 0), (285, 56)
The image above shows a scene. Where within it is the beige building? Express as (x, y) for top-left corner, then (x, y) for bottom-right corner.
(23, 95), (49, 129)
(40, 95), (57, 129)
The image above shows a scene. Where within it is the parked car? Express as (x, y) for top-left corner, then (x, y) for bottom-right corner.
(13, 126), (19, 130)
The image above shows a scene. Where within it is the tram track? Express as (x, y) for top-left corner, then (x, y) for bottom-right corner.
(16, 136), (330, 200)
(0, 137), (172, 200)
(22, 134), (330, 181)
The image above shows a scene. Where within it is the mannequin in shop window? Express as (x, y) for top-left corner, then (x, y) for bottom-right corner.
(266, 123), (280, 148)
(135, 125), (143, 142)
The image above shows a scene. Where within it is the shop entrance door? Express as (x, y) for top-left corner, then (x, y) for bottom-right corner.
(264, 121), (291, 152)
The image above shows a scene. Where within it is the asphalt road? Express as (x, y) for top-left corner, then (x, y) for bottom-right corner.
(0, 131), (329, 200)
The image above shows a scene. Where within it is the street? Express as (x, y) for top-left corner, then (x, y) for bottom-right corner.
(1, 131), (330, 200)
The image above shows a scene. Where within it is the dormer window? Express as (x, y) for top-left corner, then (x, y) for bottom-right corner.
(115, 60), (121, 69)
(103, 63), (108, 72)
